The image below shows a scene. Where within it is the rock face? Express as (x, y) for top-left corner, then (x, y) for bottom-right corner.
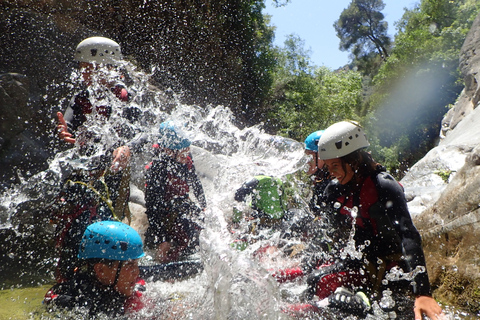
(401, 13), (480, 314)
(0, 2), (270, 187)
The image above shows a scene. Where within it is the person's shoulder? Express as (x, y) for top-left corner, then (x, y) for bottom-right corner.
(371, 170), (404, 196)
(44, 277), (83, 307)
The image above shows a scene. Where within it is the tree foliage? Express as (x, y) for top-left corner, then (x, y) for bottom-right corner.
(334, 0), (391, 63)
(264, 35), (363, 142)
(364, 0), (480, 173)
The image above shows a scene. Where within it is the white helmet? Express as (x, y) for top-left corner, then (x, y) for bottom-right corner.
(74, 37), (122, 65)
(318, 121), (370, 160)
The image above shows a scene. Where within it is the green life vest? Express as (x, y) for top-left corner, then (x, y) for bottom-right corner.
(252, 175), (286, 220)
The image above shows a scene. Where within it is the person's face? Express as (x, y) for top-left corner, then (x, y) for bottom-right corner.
(79, 62), (95, 86)
(79, 62), (114, 87)
(95, 259), (140, 297)
(324, 158), (354, 185)
(176, 147), (190, 164)
(305, 150), (318, 175)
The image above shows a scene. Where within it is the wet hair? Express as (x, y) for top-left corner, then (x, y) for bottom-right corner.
(340, 149), (379, 186)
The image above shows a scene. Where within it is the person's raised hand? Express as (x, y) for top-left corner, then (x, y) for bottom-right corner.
(111, 145), (131, 172)
(57, 112), (75, 144)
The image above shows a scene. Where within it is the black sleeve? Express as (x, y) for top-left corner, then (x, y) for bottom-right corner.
(187, 163), (207, 209)
(145, 159), (168, 218)
(63, 91), (89, 134)
(310, 170), (331, 215)
(234, 178), (259, 202)
(375, 172), (432, 296)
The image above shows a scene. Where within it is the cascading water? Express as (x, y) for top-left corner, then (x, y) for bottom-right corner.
(0, 62), (474, 319)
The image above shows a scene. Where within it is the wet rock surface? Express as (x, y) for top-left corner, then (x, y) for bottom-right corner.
(401, 12), (480, 315)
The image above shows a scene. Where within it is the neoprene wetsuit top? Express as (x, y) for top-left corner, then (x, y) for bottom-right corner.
(319, 166), (431, 296)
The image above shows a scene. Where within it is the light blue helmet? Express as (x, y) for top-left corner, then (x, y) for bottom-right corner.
(158, 121), (191, 150)
(304, 130), (324, 152)
(78, 221), (145, 261)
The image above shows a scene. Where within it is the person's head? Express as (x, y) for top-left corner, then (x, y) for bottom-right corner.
(318, 121), (376, 185)
(78, 221), (144, 296)
(304, 130), (324, 175)
(74, 37), (123, 86)
(156, 121), (191, 163)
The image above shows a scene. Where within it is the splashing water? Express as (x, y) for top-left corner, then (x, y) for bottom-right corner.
(0, 63), (475, 320)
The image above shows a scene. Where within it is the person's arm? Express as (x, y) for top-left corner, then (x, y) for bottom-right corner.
(378, 173), (444, 318)
(57, 112), (76, 144)
(56, 91), (89, 144)
(145, 158), (168, 217)
(234, 178), (259, 202)
(189, 165), (207, 209)
(414, 295), (445, 320)
(110, 145), (131, 172)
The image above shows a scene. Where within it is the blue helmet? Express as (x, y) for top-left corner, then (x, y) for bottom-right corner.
(78, 221), (145, 261)
(158, 121), (191, 150)
(304, 130), (324, 152)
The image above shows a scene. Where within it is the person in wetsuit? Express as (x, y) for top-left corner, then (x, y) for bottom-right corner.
(44, 221), (146, 317)
(304, 130), (330, 215)
(144, 121), (207, 263)
(276, 121), (444, 319)
(53, 37), (143, 284)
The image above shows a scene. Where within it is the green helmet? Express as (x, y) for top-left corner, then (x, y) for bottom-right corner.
(78, 221), (144, 261)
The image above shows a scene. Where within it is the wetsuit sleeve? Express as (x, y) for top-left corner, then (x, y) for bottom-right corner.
(309, 170), (331, 215)
(376, 173), (432, 296)
(234, 178), (259, 202)
(145, 158), (168, 217)
(44, 282), (76, 308)
(188, 163), (207, 209)
(63, 94), (86, 135)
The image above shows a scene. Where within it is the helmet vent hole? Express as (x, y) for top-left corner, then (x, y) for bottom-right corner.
(345, 142), (350, 146)
(120, 242), (128, 251)
(112, 245), (117, 250)
(90, 49), (97, 57)
(105, 240), (110, 244)
(335, 141), (343, 150)
(349, 135), (353, 140)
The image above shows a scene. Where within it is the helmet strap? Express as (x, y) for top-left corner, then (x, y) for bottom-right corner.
(112, 261), (124, 288)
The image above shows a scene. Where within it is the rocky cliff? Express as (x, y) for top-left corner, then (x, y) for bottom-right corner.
(0, 1), (270, 187)
(401, 12), (480, 314)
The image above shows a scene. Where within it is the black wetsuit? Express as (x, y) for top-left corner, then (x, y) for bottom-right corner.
(54, 84), (143, 283)
(309, 168), (331, 215)
(144, 153), (206, 257)
(316, 166), (431, 297)
(44, 273), (144, 317)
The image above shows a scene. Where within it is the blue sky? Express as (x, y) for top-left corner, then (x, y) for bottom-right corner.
(263, 0), (419, 69)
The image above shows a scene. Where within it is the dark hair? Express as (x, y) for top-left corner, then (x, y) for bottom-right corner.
(74, 258), (118, 278)
(340, 149), (379, 186)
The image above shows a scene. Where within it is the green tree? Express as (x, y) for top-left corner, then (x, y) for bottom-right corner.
(366, 0), (480, 173)
(334, 0), (391, 62)
(265, 35), (363, 141)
